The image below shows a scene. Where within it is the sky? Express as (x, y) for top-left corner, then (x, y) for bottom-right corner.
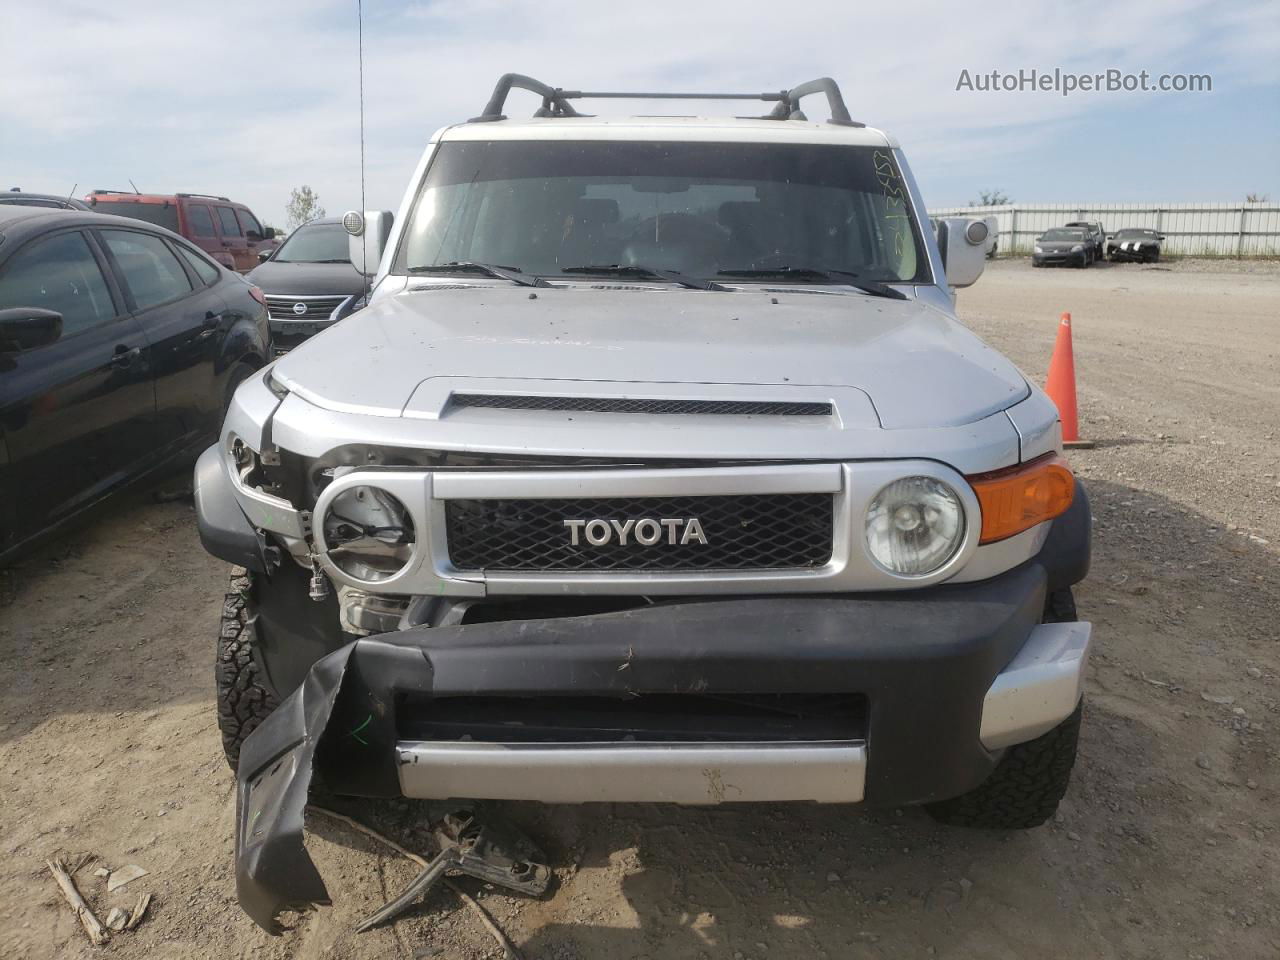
(2, 0), (1277, 227)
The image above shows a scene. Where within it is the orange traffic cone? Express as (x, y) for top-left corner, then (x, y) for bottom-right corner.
(1045, 312), (1095, 449)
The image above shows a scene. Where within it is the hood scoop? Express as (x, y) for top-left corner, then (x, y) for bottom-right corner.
(448, 394), (834, 417)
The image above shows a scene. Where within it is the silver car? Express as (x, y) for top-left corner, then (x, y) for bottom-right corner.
(193, 74), (1093, 931)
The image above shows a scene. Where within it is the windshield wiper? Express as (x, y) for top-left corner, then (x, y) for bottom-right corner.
(407, 261), (548, 287)
(717, 267), (907, 300)
(561, 264), (727, 291)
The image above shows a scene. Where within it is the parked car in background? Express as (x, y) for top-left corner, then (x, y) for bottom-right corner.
(0, 206), (271, 564)
(1033, 227), (1092, 268)
(1106, 228), (1164, 263)
(2, 190), (91, 211)
(82, 192), (277, 272)
(1064, 221), (1105, 262)
(245, 217), (367, 355)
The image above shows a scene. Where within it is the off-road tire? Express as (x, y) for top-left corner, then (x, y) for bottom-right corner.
(216, 567), (279, 771)
(925, 588), (1082, 829)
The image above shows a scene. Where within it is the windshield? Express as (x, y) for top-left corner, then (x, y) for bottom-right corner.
(1043, 229), (1086, 242)
(395, 140), (928, 284)
(272, 222), (351, 263)
(90, 200), (179, 231)
(1115, 229), (1157, 239)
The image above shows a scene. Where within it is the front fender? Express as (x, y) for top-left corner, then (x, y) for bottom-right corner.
(193, 445), (269, 573)
(1041, 480), (1091, 591)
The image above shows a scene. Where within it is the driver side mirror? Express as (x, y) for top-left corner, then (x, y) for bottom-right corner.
(264, 226), (276, 240)
(937, 218), (988, 288)
(343, 210), (395, 276)
(0, 307), (62, 351)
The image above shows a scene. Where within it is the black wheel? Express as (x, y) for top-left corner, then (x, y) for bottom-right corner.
(925, 588), (1082, 829)
(1145, 250), (1160, 263)
(216, 567), (279, 770)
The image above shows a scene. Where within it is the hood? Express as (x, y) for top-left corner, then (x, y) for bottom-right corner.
(271, 285), (1028, 430)
(245, 260), (366, 296)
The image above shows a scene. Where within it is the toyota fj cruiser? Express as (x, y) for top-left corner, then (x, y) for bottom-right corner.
(194, 75), (1092, 931)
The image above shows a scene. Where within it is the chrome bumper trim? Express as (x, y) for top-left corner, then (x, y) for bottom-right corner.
(980, 620), (1092, 750)
(397, 740), (868, 804)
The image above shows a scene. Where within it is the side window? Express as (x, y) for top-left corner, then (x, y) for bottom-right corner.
(100, 229), (193, 311)
(175, 243), (222, 286)
(215, 206), (242, 238)
(187, 204), (217, 238)
(0, 231), (116, 339)
(236, 208), (263, 237)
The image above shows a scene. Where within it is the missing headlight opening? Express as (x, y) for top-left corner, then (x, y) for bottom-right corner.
(322, 485), (416, 582)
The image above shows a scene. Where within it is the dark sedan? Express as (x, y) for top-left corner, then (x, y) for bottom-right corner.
(1106, 228), (1165, 262)
(1, 190), (91, 211)
(0, 206), (270, 563)
(1032, 228), (1092, 268)
(246, 217), (366, 355)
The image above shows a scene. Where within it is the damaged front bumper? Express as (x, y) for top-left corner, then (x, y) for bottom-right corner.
(234, 561), (1090, 931)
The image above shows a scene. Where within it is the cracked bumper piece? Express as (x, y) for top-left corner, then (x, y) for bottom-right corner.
(234, 560), (1089, 931)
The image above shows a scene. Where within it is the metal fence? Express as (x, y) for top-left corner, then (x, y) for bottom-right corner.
(927, 203), (1280, 257)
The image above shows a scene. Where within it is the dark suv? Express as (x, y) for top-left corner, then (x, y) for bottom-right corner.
(83, 192), (276, 272)
(1063, 221), (1105, 263)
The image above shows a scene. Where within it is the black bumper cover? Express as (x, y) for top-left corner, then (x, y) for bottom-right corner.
(236, 561), (1051, 932)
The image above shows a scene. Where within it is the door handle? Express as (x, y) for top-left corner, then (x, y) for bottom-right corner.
(110, 345), (142, 368)
(196, 329), (217, 341)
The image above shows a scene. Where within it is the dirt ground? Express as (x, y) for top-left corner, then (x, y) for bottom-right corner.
(2, 257), (1278, 960)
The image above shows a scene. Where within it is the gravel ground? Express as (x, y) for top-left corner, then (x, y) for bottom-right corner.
(1, 258), (1277, 960)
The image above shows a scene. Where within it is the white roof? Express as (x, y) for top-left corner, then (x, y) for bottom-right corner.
(437, 115), (897, 148)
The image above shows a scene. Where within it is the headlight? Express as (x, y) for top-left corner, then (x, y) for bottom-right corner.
(322, 485), (416, 582)
(1034, 245), (1043, 254)
(1071, 244), (1084, 252)
(865, 477), (965, 576)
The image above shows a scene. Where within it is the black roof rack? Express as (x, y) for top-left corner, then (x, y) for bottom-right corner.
(175, 192), (231, 201)
(471, 74), (862, 127)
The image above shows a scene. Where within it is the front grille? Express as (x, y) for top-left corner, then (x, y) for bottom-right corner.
(450, 394), (833, 417)
(445, 493), (833, 572)
(398, 693), (867, 743)
(264, 294), (348, 321)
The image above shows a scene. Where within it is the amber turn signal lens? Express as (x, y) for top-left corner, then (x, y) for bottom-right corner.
(968, 454), (1075, 544)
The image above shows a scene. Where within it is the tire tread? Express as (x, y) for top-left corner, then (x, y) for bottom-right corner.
(215, 567), (279, 770)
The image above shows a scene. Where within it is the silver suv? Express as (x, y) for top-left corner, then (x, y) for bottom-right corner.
(194, 75), (1093, 931)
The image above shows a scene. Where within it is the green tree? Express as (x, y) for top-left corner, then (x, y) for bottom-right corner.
(285, 185), (325, 229)
(971, 189), (1011, 207)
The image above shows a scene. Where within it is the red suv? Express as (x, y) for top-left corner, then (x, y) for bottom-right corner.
(83, 191), (277, 271)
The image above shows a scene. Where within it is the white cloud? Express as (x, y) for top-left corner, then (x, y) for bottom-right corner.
(2, 0), (1274, 221)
